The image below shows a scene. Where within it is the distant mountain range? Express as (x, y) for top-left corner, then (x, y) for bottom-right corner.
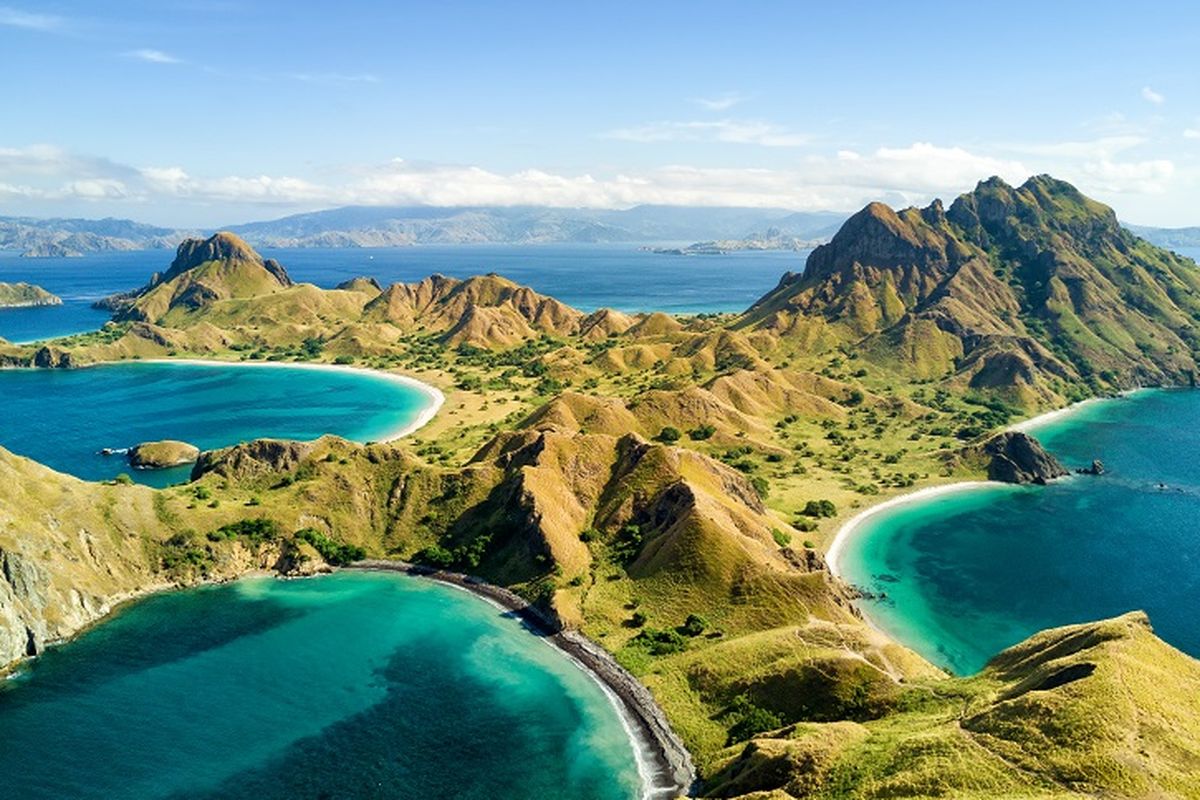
(0, 206), (847, 256)
(1125, 224), (1200, 249)
(3, 205), (1197, 257)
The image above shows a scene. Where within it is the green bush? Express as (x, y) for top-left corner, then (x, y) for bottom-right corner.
(771, 528), (792, 547)
(688, 424), (716, 441)
(207, 517), (281, 544)
(294, 527), (366, 566)
(611, 524), (643, 564)
(657, 426), (682, 443)
(633, 627), (687, 655)
(681, 614), (708, 636)
(726, 696), (783, 744)
(801, 499), (838, 518)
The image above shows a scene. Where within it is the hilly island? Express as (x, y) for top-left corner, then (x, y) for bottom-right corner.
(4, 175), (1200, 799)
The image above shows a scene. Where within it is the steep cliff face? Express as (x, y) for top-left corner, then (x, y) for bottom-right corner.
(740, 176), (1200, 406)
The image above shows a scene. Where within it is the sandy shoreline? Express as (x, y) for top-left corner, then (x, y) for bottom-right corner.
(348, 560), (697, 800)
(138, 358), (446, 441)
(824, 481), (993, 578)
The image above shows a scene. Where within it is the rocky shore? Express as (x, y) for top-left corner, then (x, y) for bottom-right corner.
(349, 560), (697, 799)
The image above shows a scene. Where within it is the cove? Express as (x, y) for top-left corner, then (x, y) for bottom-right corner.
(0, 361), (440, 486)
(0, 571), (642, 799)
(836, 388), (1200, 675)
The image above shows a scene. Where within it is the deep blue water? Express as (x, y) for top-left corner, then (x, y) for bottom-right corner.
(840, 389), (1200, 674)
(0, 244), (809, 343)
(0, 572), (642, 800)
(0, 362), (432, 486)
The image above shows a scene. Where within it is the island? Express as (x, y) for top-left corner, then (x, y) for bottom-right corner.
(0, 282), (62, 308)
(3, 175), (1200, 798)
(128, 440), (201, 469)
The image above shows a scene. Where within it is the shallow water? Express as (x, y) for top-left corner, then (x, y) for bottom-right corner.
(839, 388), (1200, 674)
(0, 572), (641, 800)
(0, 361), (433, 485)
(0, 244), (810, 343)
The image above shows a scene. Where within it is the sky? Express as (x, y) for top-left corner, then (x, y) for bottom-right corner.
(2, 0), (1199, 227)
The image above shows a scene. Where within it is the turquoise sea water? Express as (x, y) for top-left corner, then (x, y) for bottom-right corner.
(0, 572), (642, 800)
(840, 388), (1200, 675)
(0, 244), (810, 343)
(0, 362), (432, 486)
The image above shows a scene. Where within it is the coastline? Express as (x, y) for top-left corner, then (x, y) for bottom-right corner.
(348, 560), (697, 800)
(824, 481), (993, 578)
(135, 357), (446, 442)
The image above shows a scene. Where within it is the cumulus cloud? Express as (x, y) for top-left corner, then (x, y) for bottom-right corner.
(1142, 86), (1165, 105)
(604, 119), (809, 147)
(0, 139), (1185, 222)
(124, 49), (182, 64)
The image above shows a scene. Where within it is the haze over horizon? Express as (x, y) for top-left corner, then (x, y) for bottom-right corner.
(3, 0), (1199, 227)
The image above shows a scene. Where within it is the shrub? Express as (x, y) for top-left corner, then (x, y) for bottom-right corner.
(207, 517), (281, 544)
(657, 426), (682, 443)
(611, 524), (643, 564)
(688, 424), (716, 441)
(630, 611), (648, 627)
(194, 485), (212, 500)
(294, 527), (366, 565)
(750, 476), (770, 498)
(414, 544), (455, 569)
(801, 499), (838, 518)
(726, 696), (783, 743)
(771, 528), (792, 547)
(114, 473), (133, 485)
(633, 627), (687, 655)
(681, 614), (708, 636)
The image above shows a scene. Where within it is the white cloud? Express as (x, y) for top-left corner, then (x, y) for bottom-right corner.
(1184, 129), (1200, 140)
(0, 140), (1187, 223)
(1142, 86), (1165, 105)
(691, 93), (745, 112)
(1080, 158), (1175, 194)
(124, 49), (182, 64)
(0, 5), (62, 31)
(1003, 135), (1145, 160)
(284, 72), (380, 84)
(604, 119), (809, 147)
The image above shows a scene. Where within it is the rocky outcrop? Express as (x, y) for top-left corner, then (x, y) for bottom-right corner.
(129, 440), (200, 469)
(982, 431), (1069, 484)
(191, 438), (318, 480)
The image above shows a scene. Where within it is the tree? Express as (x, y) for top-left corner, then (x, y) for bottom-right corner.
(657, 426), (682, 443)
(681, 613), (708, 636)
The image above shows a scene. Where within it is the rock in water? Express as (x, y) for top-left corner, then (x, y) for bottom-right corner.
(1077, 459), (1105, 476)
(982, 431), (1069, 485)
(128, 440), (201, 469)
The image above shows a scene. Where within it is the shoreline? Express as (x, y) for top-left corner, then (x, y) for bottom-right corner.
(126, 357), (446, 442)
(824, 481), (994, 578)
(828, 389), (1144, 579)
(348, 560), (697, 800)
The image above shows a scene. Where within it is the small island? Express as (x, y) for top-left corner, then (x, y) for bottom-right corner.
(0, 282), (62, 308)
(128, 440), (201, 469)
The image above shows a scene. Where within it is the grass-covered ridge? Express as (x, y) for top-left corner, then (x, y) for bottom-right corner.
(3, 176), (1200, 798)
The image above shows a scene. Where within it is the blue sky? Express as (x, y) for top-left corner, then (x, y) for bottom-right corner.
(2, 0), (1199, 226)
